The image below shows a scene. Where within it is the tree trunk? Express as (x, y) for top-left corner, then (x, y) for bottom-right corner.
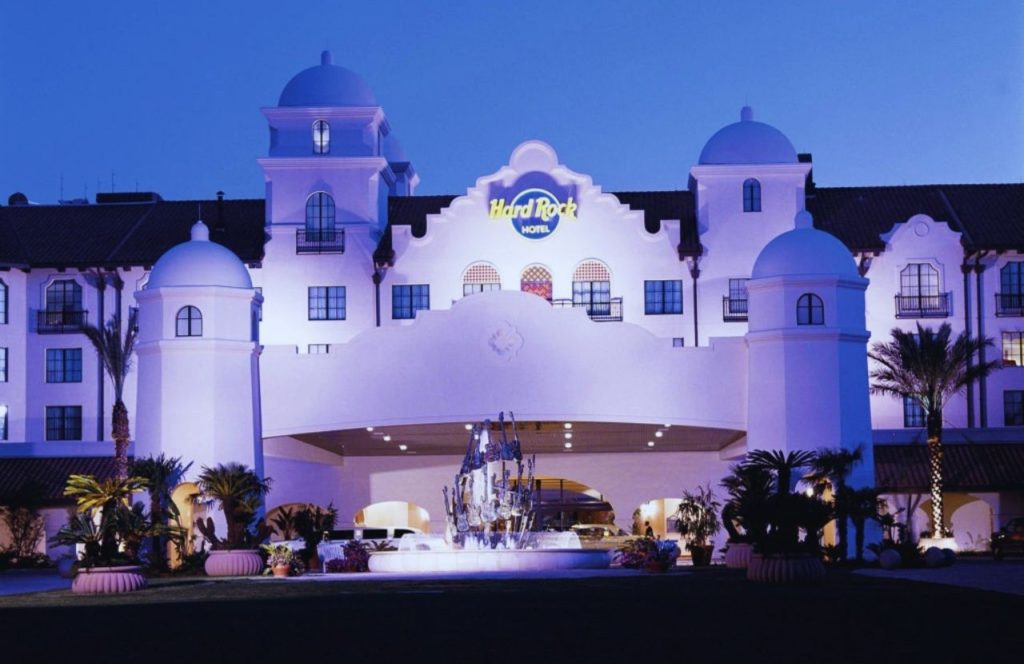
(835, 483), (849, 561)
(854, 518), (865, 562)
(150, 493), (165, 571)
(112, 400), (130, 481)
(926, 412), (945, 538)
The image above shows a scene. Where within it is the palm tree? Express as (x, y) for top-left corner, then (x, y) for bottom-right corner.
(82, 308), (139, 481)
(196, 463), (272, 549)
(806, 445), (863, 560)
(130, 454), (191, 570)
(63, 474), (148, 560)
(843, 487), (884, 562)
(746, 449), (816, 497)
(869, 322), (998, 538)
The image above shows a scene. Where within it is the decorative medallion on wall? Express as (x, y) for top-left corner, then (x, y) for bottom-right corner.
(486, 320), (524, 363)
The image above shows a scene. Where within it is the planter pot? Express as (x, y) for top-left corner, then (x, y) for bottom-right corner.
(72, 565), (147, 594)
(204, 550), (263, 577)
(724, 542), (752, 569)
(747, 553), (825, 584)
(689, 545), (713, 567)
(272, 564), (290, 578)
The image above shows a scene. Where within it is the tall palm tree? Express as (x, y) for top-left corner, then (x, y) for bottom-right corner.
(843, 486), (884, 562)
(746, 449), (816, 497)
(869, 322), (998, 538)
(806, 445), (863, 560)
(82, 308), (139, 481)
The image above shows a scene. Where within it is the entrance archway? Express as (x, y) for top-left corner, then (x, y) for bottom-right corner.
(169, 482), (201, 568)
(634, 498), (683, 540)
(354, 500), (430, 533)
(528, 476), (615, 531)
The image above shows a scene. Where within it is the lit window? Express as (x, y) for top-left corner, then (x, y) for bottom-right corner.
(796, 293), (824, 326)
(903, 396), (925, 428)
(0, 347), (6, 382)
(308, 344), (329, 354)
(1005, 391), (1024, 426)
(46, 348), (82, 383)
(176, 306), (203, 337)
(1003, 332), (1024, 367)
(45, 405), (82, 441)
(393, 285), (430, 319)
(312, 120), (330, 155)
(462, 263), (501, 297)
(305, 192), (336, 238)
(743, 179), (761, 212)
(0, 279), (7, 324)
(308, 286), (346, 320)
(644, 280), (683, 315)
(520, 265), (553, 301)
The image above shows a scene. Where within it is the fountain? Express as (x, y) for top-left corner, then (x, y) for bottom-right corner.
(367, 412), (611, 573)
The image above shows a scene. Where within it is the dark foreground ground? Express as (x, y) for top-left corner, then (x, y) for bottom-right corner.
(1, 566), (1021, 663)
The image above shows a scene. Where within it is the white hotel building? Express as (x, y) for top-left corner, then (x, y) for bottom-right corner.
(1, 52), (1022, 553)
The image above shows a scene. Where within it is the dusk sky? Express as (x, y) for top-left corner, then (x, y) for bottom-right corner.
(1, 1), (1021, 204)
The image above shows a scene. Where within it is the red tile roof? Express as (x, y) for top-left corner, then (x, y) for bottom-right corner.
(874, 444), (1024, 493)
(0, 457), (121, 506)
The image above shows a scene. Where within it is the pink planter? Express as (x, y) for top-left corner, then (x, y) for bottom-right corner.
(746, 553), (825, 584)
(724, 542), (753, 569)
(72, 566), (147, 594)
(204, 549), (263, 577)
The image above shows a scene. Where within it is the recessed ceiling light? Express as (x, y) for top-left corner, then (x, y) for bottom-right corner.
(564, 442), (572, 449)
(664, 424), (671, 428)
(365, 426), (374, 432)
(655, 430), (664, 438)
(647, 441), (655, 447)
(564, 432), (572, 440)
(464, 423), (473, 430)
(563, 423), (572, 429)
(399, 444), (408, 451)
(383, 435), (392, 442)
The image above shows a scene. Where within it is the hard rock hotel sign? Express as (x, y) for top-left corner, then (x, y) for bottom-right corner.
(488, 172), (577, 240)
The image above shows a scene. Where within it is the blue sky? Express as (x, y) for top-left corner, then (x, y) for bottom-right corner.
(1, 1), (1021, 203)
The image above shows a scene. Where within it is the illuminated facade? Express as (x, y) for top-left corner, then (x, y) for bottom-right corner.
(1, 52), (1022, 555)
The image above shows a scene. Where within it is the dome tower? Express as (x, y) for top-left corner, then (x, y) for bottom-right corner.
(744, 210), (874, 489)
(134, 221), (264, 476)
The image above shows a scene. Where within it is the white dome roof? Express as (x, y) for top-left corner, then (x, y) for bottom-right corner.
(278, 51), (377, 107)
(699, 106), (798, 165)
(752, 212), (858, 280)
(148, 221), (252, 289)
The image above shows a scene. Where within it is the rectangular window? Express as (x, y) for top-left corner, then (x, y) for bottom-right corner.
(572, 280), (611, 316)
(308, 344), (329, 354)
(903, 396), (926, 428)
(392, 285), (430, 320)
(1002, 332), (1024, 367)
(45, 348), (82, 383)
(463, 283), (501, 297)
(255, 287), (263, 321)
(0, 404), (6, 440)
(0, 280), (7, 324)
(45, 405), (82, 441)
(0, 347), (6, 382)
(672, 337), (685, 348)
(308, 286), (346, 320)
(644, 280), (683, 315)
(1005, 391), (1024, 426)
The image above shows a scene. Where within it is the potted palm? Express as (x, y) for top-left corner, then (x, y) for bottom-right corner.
(52, 474), (155, 594)
(719, 463), (772, 569)
(674, 484), (721, 567)
(261, 543), (304, 577)
(195, 463), (273, 577)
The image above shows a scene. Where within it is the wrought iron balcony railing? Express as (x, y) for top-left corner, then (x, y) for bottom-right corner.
(37, 310), (88, 334)
(996, 293), (1024, 317)
(551, 297), (623, 322)
(894, 293), (951, 319)
(722, 296), (749, 322)
(296, 228), (345, 254)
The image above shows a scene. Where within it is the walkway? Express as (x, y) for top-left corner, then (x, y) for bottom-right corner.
(0, 570), (70, 596)
(855, 558), (1024, 596)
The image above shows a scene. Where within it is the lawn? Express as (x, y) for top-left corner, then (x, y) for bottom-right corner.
(0, 567), (1020, 661)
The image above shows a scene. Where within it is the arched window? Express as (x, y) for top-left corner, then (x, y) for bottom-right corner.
(743, 179), (761, 212)
(0, 279), (7, 324)
(897, 263), (947, 317)
(176, 306), (203, 337)
(305, 192), (336, 239)
(462, 263), (501, 297)
(796, 293), (824, 326)
(520, 265), (553, 302)
(999, 262), (1024, 315)
(312, 120), (330, 155)
(573, 260), (611, 316)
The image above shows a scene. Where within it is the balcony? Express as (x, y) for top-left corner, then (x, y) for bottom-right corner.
(551, 297), (623, 322)
(722, 297), (748, 322)
(37, 310), (88, 334)
(996, 293), (1024, 317)
(894, 293), (951, 319)
(296, 228), (345, 254)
